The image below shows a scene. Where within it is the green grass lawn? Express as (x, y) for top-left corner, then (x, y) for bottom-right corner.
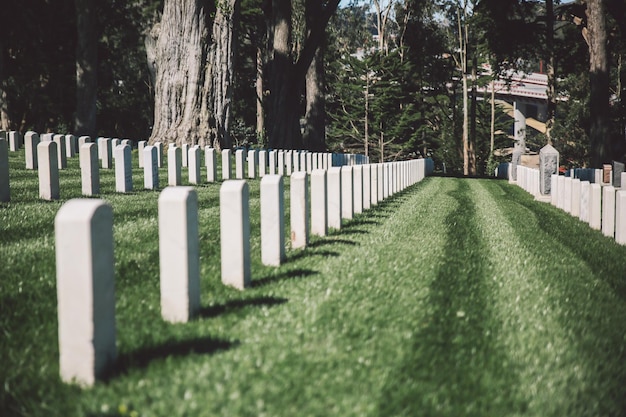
(2, 149), (626, 417)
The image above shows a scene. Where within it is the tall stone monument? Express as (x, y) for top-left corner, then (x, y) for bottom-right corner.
(539, 144), (559, 195)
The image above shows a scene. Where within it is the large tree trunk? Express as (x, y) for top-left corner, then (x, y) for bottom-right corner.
(268, 0), (302, 150)
(302, 0), (326, 152)
(267, 0), (338, 150)
(256, 46), (265, 145)
(208, 0), (239, 149)
(587, 0), (611, 167)
(149, 0), (214, 147)
(0, 36), (10, 131)
(469, 56), (477, 175)
(74, 0), (97, 136)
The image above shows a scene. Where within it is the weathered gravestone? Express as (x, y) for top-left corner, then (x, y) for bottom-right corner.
(220, 180), (251, 290)
(168, 146), (182, 186)
(114, 145), (133, 193)
(38, 141), (60, 200)
(310, 169), (328, 237)
(0, 138), (9, 202)
(539, 144), (559, 195)
(159, 187), (200, 323)
(24, 131), (39, 170)
(260, 175), (285, 266)
(603, 164), (612, 184)
(327, 167), (342, 230)
(80, 143), (99, 196)
(612, 161), (625, 188)
(290, 171), (309, 249)
(55, 199), (116, 386)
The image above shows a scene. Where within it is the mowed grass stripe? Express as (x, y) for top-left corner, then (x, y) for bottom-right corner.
(480, 180), (626, 416)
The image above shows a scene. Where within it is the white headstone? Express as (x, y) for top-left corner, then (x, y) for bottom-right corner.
(53, 135), (67, 169)
(377, 164), (384, 201)
(205, 147), (217, 182)
(277, 151), (285, 175)
(100, 138), (112, 169)
(222, 149), (232, 180)
(299, 152), (306, 173)
(580, 181), (590, 223)
(137, 141), (147, 168)
(371, 164), (379, 206)
(220, 180), (251, 290)
(327, 167), (342, 229)
(120, 139), (131, 148)
(235, 149), (246, 179)
(258, 150), (267, 177)
(353, 165), (363, 214)
(550, 174), (558, 206)
(168, 146), (182, 186)
(557, 175), (565, 210)
(248, 149), (257, 179)
(25, 131), (39, 170)
(188, 146), (201, 184)
(285, 151), (293, 175)
(539, 144), (559, 195)
(306, 153), (313, 174)
(563, 177), (572, 214)
(181, 143), (189, 167)
(269, 150), (277, 175)
(0, 138), (9, 202)
(158, 187), (200, 323)
(143, 145), (159, 190)
(310, 169), (328, 237)
(260, 175), (285, 266)
(111, 138), (120, 151)
(293, 151), (300, 172)
(55, 199), (116, 386)
(571, 179), (581, 217)
(8, 131), (21, 151)
(38, 141), (60, 200)
(65, 135), (77, 158)
(341, 166), (354, 220)
(155, 142), (163, 167)
(363, 164), (371, 210)
(602, 185), (616, 238)
(290, 171), (309, 249)
(114, 145), (133, 193)
(590, 183), (602, 230)
(80, 143), (99, 196)
(615, 190), (626, 245)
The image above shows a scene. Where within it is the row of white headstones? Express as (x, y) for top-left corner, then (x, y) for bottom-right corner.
(0, 131), (370, 202)
(2, 131), (428, 387)
(514, 164), (626, 245)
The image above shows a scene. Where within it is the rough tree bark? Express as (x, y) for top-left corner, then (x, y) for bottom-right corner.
(148, 0), (213, 147)
(74, 0), (97, 136)
(586, 0), (610, 167)
(208, 0), (239, 149)
(0, 36), (10, 131)
(302, 0), (326, 152)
